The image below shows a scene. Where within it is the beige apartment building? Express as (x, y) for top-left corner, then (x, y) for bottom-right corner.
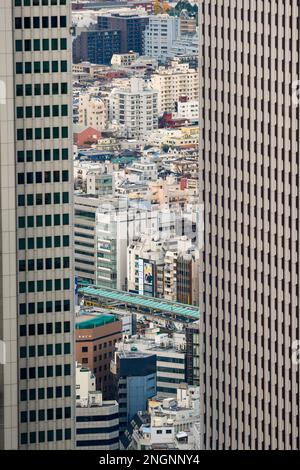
(111, 52), (139, 67)
(78, 94), (107, 132)
(199, 0), (300, 450)
(151, 60), (198, 114)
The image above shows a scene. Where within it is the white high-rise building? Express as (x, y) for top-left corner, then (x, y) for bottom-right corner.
(0, 0), (74, 449)
(199, 0), (300, 450)
(144, 14), (180, 64)
(109, 77), (158, 141)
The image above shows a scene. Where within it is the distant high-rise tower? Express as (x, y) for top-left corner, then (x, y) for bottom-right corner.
(199, 1), (300, 449)
(0, 0), (74, 449)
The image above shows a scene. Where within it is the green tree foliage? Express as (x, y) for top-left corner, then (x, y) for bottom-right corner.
(169, 0), (198, 19)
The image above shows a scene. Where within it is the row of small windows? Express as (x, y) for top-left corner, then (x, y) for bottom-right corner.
(76, 425), (119, 435)
(15, 37), (67, 52)
(17, 127), (69, 141)
(18, 171), (69, 185)
(21, 407), (71, 424)
(16, 61), (67, 74)
(15, 0), (67, 6)
(16, 82), (68, 96)
(17, 104), (68, 119)
(18, 235), (70, 250)
(15, 16), (67, 30)
(20, 343), (71, 359)
(18, 214), (69, 229)
(20, 429), (71, 446)
(75, 257), (94, 267)
(17, 148), (68, 162)
(20, 385), (71, 403)
(19, 256), (70, 272)
(18, 191), (69, 206)
(20, 321), (71, 337)
(19, 299), (70, 315)
(20, 363), (71, 380)
(19, 278), (70, 294)
(76, 438), (119, 447)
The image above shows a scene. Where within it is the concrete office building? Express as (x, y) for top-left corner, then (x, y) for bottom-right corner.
(72, 29), (122, 65)
(179, 11), (197, 36)
(97, 13), (149, 56)
(96, 196), (157, 290)
(176, 250), (199, 306)
(117, 336), (186, 398)
(199, 1), (300, 450)
(76, 363), (119, 450)
(86, 171), (114, 198)
(74, 195), (99, 284)
(111, 350), (156, 434)
(75, 314), (122, 399)
(0, 0), (74, 449)
(144, 14), (180, 64)
(185, 322), (199, 387)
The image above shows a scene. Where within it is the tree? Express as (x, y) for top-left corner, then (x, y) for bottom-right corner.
(154, 0), (162, 15)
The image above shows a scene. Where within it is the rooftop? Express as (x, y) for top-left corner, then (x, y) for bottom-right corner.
(78, 283), (199, 321)
(75, 313), (117, 329)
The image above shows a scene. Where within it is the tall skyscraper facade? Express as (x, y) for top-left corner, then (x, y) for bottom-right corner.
(0, 0), (74, 449)
(199, 1), (300, 449)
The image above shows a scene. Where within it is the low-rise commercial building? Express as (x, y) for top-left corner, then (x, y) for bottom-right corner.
(76, 313), (123, 398)
(129, 384), (200, 450)
(116, 335), (186, 397)
(111, 51), (139, 67)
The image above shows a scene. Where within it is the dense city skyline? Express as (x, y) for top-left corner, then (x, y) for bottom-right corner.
(0, 0), (299, 457)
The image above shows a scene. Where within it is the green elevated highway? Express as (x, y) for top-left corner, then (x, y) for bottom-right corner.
(78, 284), (199, 322)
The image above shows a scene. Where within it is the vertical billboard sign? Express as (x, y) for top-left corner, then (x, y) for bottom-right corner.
(138, 259), (144, 295)
(143, 261), (154, 296)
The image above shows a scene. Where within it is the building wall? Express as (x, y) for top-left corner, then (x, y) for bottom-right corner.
(78, 94), (107, 132)
(5, 0), (75, 449)
(74, 195), (98, 284)
(151, 63), (198, 114)
(97, 15), (149, 56)
(76, 401), (119, 450)
(186, 324), (199, 387)
(76, 320), (122, 399)
(156, 350), (186, 397)
(73, 30), (122, 65)
(0, 0), (18, 450)
(176, 99), (199, 120)
(109, 78), (158, 141)
(144, 14), (180, 64)
(199, 0), (300, 450)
